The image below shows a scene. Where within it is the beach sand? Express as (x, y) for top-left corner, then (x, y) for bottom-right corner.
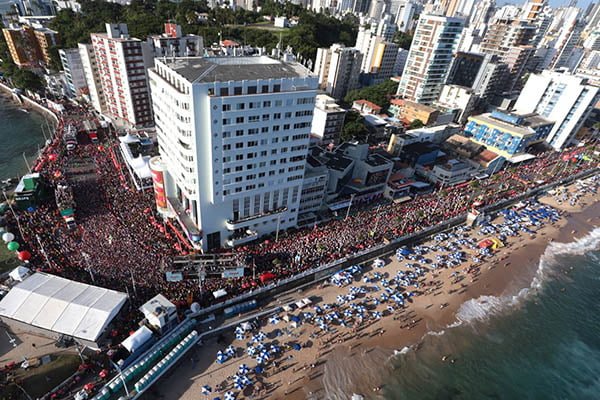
(147, 182), (599, 400)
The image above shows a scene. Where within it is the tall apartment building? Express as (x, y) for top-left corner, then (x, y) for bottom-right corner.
(59, 48), (87, 98)
(148, 56), (318, 250)
(78, 43), (107, 114)
(480, 18), (535, 57)
(446, 52), (485, 88)
(311, 94), (347, 145)
(147, 23), (204, 57)
(395, 0), (417, 32)
(34, 28), (59, 65)
(2, 25), (41, 67)
(314, 44), (362, 101)
(397, 14), (465, 105)
(362, 40), (400, 85)
(91, 23), (154, 127)
(521, 0), (546, 24)
(550, 8), (583, 69)
(2, 24), (57, 67)
(514, 70), (600, 150)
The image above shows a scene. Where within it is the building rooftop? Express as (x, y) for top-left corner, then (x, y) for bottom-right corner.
(365, 153), (392, 167)
(163, 56), (311, 83)
(468, 112), (553, 137)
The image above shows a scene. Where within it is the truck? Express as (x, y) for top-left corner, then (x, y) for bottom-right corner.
(63, 125), (77, 151)
(82, 120), (99, 144)
(55, 182), (76, 229)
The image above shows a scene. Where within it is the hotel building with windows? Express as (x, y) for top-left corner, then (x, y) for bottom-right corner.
(148, 56), (318, 250)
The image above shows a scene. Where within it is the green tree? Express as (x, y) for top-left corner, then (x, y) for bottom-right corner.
(343, 80), (399, 111)
(11, 69), (43, 91)
(408, 119), (424, 129)
(392, 31), (413, 50)
(341, 111), (368, 142)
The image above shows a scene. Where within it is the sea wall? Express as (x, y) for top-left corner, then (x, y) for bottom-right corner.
(0, 81), (59, 125)
(190, 167), (600, 319)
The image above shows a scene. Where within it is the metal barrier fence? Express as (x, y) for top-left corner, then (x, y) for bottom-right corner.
(190, 167), (599, 319)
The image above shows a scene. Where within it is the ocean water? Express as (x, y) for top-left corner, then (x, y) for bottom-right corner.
(0, 94), (47, 179)
(383, 227), (600, 400)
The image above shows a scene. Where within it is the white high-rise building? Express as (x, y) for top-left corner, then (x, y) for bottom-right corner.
(78, 43), (107, 114)
(397, 14), (465, 104)
(314, 44), (362, 101)
(148, 56), (318, 250)
(395, 0), (416, 32)
(376, 14), (398, 41)
(59, 48), (87, 98)
(550, 7), (583, 69)
(514, 70), (600, 150)
(91, 23), (154, 127)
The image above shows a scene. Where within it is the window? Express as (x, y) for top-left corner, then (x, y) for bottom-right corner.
(262, 114), (270, 121)
(285, 112), (292, 118)
(236, 154), (243, 161)
(236, 103), (245, 110)
(274, 113), (281, 120)
(249, 115), (259, 122)
(262, 85), (269, 93)
(220, 87), (228, 96)
(261, 127), (269, 133)
(283, 124), (290, 130)
(248, 140), (258, 147)
(236, 129), (244, 136)
(248, 86), (257, 94)
(263, 100), (271, 107)
(222, 104), (231, 111)
(273, 125), (280, 132)
(223, 144), (231, 150)
(224, 167), (231, 174)
(234, 87), (242, 95)
(273, 84), (281, 92)
(235, 166), (243, 171)
(236, 116), (244, 124)
(222, 118), (230, 125)
(222, 131), (231, 138)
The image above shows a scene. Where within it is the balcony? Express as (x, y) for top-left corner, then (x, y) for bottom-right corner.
(225, 207), (287, 231)
(226, 229), (259, 247)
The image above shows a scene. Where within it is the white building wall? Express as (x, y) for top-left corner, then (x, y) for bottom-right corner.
(78, 43), (106, 114)
(514, 71), (600, 150)
(150, 57), (318, 250)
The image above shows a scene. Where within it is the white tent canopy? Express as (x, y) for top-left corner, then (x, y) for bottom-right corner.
(0, 273), (127, 343)
(9, 266), (30, 282)
(121, 325), (153, 353)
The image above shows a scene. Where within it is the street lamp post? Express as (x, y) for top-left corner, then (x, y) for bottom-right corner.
(109, 359), (129, 397)
(345, 193), (356, 221)
(2, 189), (25, 239)
(81, 252), (95, 283)
(275, 214), (281, 242)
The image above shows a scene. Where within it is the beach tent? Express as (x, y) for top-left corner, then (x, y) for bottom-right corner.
(477, 239), (494, 249)
(490, 238), (504, 249)
(9, 266), (30, 282)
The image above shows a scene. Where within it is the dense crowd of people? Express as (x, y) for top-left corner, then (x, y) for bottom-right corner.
(4, 103), (598, 318)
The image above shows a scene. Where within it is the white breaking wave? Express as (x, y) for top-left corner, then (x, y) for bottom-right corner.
(455, 226), (600, 325)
